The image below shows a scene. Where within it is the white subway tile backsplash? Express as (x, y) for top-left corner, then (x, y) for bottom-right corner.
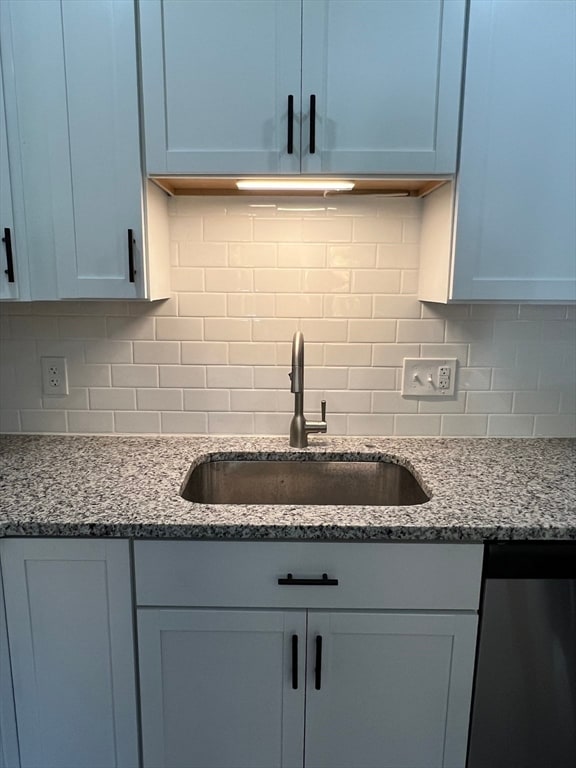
(1, 196), (573, 437)
(373, 296), (421, 319)
(85, 340), (132, 364)
(276, 294), (323, 318)
(348, 320), (396, 344)
(114, 411), (160, 433)
(349, 367), (396, 390)
(68, 411), (114, 433)
(328, 244), (376, 268)
(487, 414), (535, 437)
(394, 414), (441, 436)
(325, 344), (371, 367)
(467, 391), (513, 414)
(203, 216), (252, 242)
(20, 410), (67, 433)
(133, 341), (180, 364)
(348, 414), (394, 436)
(353, 217), (402, 243)
(106, 317), (155, 340)
(352, 270), (401, 294)
(181, 342), (228, 365)
(68, 363), (112, 388)
(179, 293), (226, 317)
(59, 317), (107, 339)
(205, 318), (251, 341)
(179, 242), (227, 267)
(161, 411), (207, 434)
(159, 365), (204, 389)
(323, 295), (372, 318)
(205, 268), (253, 293)
(397, 319), (445, 343)
(184, 389), (230, 411)
(534, 414), (576, 437)
(112, 365), (158, 388)
(441, 415), (488, 436)
(206, 366), (252, 389)
(228, 343), (277, 366)
(208, 412), (254, 434)
(90, 388), (136, 411)
(137, 389), (183, 411)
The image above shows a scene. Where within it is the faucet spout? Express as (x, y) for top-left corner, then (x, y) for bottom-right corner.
(289, 331), (327, 448)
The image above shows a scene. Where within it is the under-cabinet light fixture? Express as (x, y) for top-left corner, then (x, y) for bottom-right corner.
(236, 178), (355, 192)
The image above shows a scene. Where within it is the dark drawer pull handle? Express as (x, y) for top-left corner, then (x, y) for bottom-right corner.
(128, 228), (136, 282)
(287, 94), (294, 154)
(2, 228), (15, 282)
(315, 635), (323, 690)
(291, 634), (298, 689)
(309, 94), (316, 154)
(278, 573), (338, 586)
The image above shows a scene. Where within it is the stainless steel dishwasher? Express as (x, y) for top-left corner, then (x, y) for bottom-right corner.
(467, 542), (576, 768)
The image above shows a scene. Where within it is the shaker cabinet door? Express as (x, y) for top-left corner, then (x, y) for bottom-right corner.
(304, 612), (478, 768)
(57, 0), (144, 299)
(301, 0), (466, 175)
(138, 609), (306, 768)
(0, 539), (139, 768)
(0, 62), (21, 302)
(139, 0), (302, 175)
(452, 0), (576, 301)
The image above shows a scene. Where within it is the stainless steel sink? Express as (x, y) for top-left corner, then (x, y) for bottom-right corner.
(180, 458), (429, 506)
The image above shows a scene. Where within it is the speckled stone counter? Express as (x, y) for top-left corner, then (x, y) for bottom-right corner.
(0, 434), (574, 541)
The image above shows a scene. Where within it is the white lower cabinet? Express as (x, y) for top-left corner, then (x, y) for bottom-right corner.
(135, 541), (483, 768)
(0, 539), (139, 768)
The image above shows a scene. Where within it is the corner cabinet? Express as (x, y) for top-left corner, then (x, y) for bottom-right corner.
(0, 0), (169, 301)
(419, 0), (576, 303)
(139, 0), (466, 176)
(134, 540), (482, 768)
(0, 539), (139, 768)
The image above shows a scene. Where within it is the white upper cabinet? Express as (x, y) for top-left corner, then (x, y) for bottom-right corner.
(139, 0), (466, 176)
(0, 61), (26, 302)
(0, 0), (169, 301)
(419, 0), (576, 303)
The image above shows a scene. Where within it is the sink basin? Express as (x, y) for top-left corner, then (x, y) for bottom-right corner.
(180, 458), (429, 506)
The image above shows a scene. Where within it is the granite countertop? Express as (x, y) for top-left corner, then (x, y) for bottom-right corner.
(0, 434), (574, 541)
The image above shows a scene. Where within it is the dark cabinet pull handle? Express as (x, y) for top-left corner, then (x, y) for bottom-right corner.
(128, 229), (136, 282)
(309, 94), (316, 154)
(287, 94), (294, 154)
(315, 635), (323, 690)
(2, 228), (15, 283)
(291, 634), (298, 689)
(278, 573), (339, 586)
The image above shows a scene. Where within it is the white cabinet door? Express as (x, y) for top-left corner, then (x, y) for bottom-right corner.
(57, 0), (144, 299)
(452, 0), (576, 301)
(0, 0), (74, 301)
(139, 0), (465, 177)
(0, 563), (20, 768)
(305, 612), (477, 768)
(0, 63), (24, 303)
(140, 0), (302, 175)
(1, 0), (169, 302)
(302, 0), (465, 175)
(138, 609), (306, 768)
(0, 539), (139, 768)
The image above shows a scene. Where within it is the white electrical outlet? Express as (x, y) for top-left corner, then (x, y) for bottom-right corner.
(401, 358), (457, 397)
(41, 357), (69, 396)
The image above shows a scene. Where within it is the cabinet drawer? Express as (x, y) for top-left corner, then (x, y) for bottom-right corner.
(134, 541), (483, 610)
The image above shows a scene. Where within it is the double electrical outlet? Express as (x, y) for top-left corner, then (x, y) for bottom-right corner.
(401, 358), (457, 397)
(41, 357), (69, 396)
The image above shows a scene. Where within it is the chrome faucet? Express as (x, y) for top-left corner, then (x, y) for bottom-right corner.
(289, 331), (327, 448)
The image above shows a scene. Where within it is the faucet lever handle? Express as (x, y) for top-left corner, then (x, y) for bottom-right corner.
(321, 399), (326, 422)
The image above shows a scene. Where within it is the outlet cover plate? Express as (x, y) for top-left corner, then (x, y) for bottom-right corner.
(402, 358), (457, 397)
(41, 357), (69, 396)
